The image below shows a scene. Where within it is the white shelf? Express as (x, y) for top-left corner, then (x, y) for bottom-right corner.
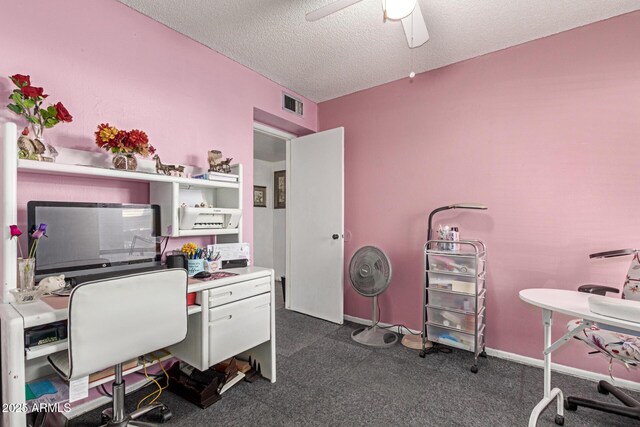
(18, 159), (239, 189)
(25, 339), (68, 360)
(187, 305), (202, 315)
(177, 228), (239, 237)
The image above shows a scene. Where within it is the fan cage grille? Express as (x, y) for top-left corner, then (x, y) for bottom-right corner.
(349, 246), (392, 297)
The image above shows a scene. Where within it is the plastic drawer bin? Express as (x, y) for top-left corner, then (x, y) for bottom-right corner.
(427, 272), (483, 294)
(427, 289), (484, 313)
(426, 306), (482, 333)
(427, 324), (476, 351)
(427, 254), (484, 276)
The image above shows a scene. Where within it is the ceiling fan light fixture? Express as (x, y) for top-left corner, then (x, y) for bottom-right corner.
(383, 0), (417, 21)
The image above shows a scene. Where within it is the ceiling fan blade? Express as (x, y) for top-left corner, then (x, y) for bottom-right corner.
(306, 0), (364, 22)
(401, 2), (429, 48)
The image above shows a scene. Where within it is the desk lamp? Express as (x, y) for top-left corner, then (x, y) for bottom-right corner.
(427, 203), (488, 243)
(589, 248), (637, 259)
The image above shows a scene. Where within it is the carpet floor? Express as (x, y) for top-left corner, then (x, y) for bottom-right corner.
(71, 289), (639, 426)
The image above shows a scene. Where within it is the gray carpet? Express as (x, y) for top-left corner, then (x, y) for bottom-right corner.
(71, 287), (639, 426)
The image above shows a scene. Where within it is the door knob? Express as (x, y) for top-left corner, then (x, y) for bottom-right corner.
(332, 234), (340, 240)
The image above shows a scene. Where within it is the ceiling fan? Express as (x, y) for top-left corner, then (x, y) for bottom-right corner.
(306, 0), (429, 49)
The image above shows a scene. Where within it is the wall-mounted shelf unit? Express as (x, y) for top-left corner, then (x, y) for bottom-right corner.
(14, 147), (243, 241)
(17, 158), (239, 190)
(150, 165), (243, 240)
(422, 239), (487, 373)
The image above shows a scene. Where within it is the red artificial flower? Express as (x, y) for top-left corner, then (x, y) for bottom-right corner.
(10, 74), (30, 88)
(54, 102), (73, 122)
(9, 225), (22, 238)
(127, 129), (149, 147)
(21, 127), (29, 136)
(21, 86), (48, 100)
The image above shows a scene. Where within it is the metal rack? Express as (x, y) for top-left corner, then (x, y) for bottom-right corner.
(420, 239), (487, 373)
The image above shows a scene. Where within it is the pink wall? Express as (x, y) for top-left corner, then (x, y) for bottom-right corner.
(0, 0), (317, 251)
(320, 11), (640, 379)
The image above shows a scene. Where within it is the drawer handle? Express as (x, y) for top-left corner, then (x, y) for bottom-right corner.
(211, 291), (232, 299)
(211, 315), (232, 323)
(254, 303), (270, 310)
(254, 283), (268, 288)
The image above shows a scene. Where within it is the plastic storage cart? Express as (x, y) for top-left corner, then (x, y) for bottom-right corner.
(420, 239), (487, 372)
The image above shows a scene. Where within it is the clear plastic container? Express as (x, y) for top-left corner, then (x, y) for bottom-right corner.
(426, 306), (481, 333)
(427, 272), (483, 294)
(427, 289), (484, 313)
(427, 254), (482, 276)
(426, 324), (475, 351)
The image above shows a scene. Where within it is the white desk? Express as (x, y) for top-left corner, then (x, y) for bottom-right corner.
(519, 289), (640, 427)
(0, 267), (275, 427)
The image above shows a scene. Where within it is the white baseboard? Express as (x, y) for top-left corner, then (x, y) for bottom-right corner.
(344, 314), (640, 392)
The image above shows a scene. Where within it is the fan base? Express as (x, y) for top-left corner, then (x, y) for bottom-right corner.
(351, 325), (398, 348)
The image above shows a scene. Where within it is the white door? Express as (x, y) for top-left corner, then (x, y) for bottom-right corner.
(286, 127), (344, 324)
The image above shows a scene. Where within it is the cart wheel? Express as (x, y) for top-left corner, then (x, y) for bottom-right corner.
(564, 399), (577, 412)
(470, 365), (478, 374)
(554, 414), (564, 426)
(101, 414), (110, 424)
(597, 383), (609, 395)
(479, 350), (487, 358)
(419, 350), (426, 358)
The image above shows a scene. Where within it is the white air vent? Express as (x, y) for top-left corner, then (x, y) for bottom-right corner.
(283, 93), (303, 116)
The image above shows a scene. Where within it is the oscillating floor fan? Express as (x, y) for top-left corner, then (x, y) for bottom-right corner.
(350, 246), (398, 348)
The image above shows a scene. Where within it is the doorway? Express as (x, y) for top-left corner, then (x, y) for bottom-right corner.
(252, 123), (345, 323)
(253, 123), (292, 308)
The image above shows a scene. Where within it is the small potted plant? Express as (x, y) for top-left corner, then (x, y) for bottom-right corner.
(95, 123), (156, 171)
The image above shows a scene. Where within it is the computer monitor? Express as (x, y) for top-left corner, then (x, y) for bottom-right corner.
(27, 201), (161, 281)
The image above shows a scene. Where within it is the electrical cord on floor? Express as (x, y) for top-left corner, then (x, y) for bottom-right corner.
(97, 359), (170, 399)
(136, 357), (170, 410)
(370, 296), (422, 336)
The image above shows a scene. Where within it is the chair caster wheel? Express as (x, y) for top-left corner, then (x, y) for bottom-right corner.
(554, 414), (564, 425)
(564, 399), (577, 412)
(597, 383), (609, 395)
(470, 365), (478, 374)
(101, 414), (110, 424)
(159, 407), (172, 423)
(479, 350), (487, 358)
(419, 350), (426, 358)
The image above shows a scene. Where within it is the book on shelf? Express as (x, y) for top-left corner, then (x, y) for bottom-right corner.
(218, 371), (245, 395)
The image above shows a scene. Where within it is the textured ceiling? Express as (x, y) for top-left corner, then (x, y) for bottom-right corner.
(254, 130), (286, 162)
(119, 0), (640, 102)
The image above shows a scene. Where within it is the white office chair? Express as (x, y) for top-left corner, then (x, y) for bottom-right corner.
(47, 269), (188, 426)
(564, 249), (640, 421)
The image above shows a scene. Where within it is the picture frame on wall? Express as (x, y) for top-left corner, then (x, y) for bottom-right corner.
(274, 170), (286, 209)
(253, 185), (267, 207)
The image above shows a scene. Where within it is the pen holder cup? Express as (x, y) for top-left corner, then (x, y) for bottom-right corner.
(187, 259), (205, 276)
(206, 260), (220, 273)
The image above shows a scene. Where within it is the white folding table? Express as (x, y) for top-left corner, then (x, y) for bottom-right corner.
(519, 288), (640, 426)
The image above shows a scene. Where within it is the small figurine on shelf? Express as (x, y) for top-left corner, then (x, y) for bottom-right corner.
(17, 127), (47, 161)
(153, 154), (185, 177)
(208, 150), (233, 174)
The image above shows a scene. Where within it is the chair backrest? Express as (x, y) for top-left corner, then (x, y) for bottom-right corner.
(66, 269), (188, 379)
(623, 253), (640, 301)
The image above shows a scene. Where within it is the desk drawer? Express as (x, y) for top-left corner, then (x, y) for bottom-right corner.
(208, 293), (270, 366)
(207, 277), (271, 308)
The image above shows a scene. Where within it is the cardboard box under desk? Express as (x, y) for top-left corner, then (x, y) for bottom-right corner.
(89, 359), (138, 383)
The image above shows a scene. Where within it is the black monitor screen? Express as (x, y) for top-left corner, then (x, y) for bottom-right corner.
(28, 202), (161, 278)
